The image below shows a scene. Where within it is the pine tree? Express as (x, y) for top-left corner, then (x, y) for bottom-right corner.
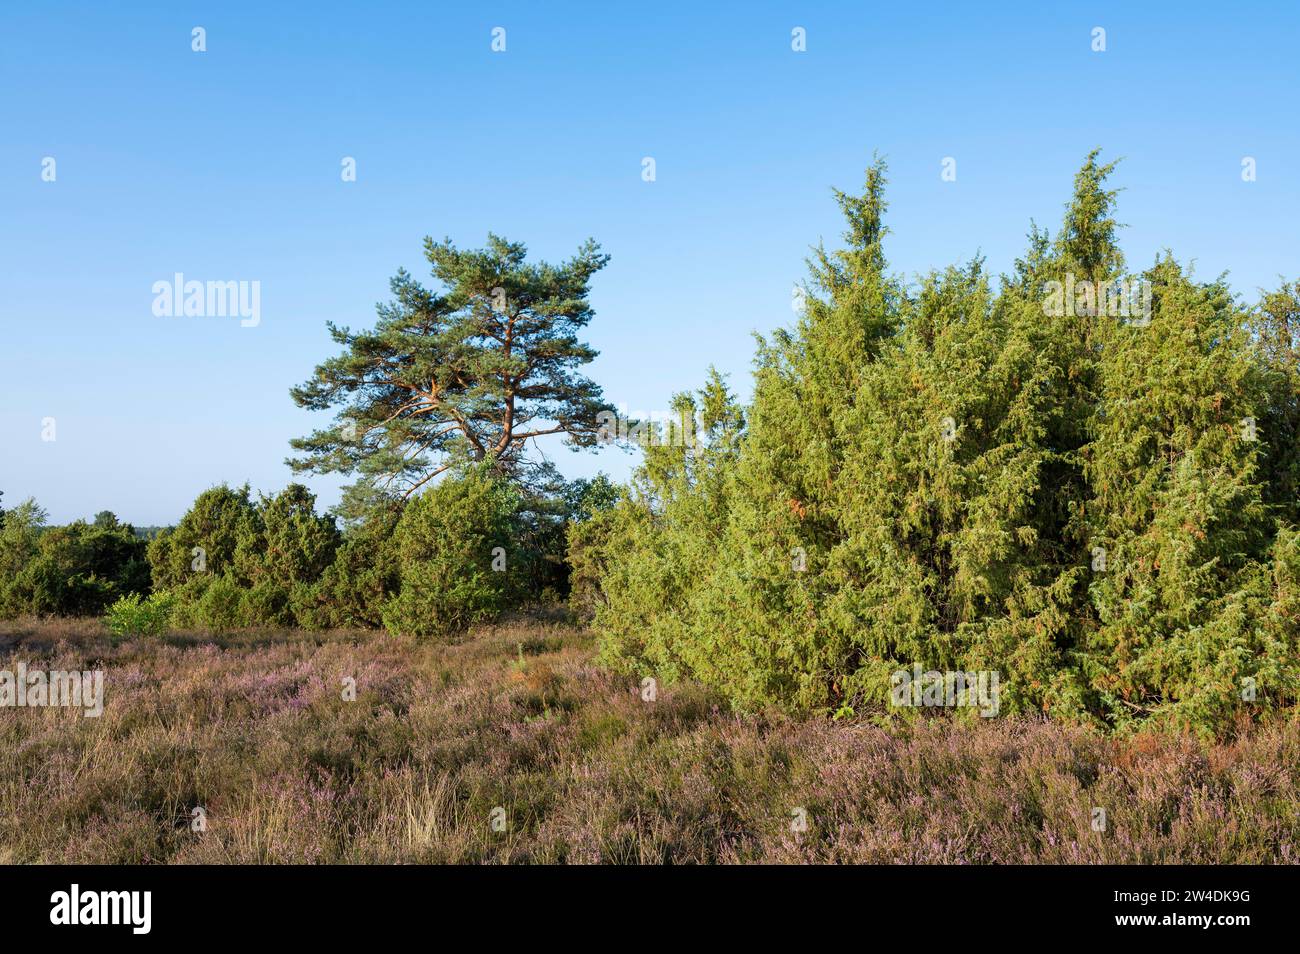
(289, 235), (612, 498)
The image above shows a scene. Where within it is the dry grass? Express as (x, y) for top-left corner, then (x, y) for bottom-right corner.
(0, 614), (1296, 863)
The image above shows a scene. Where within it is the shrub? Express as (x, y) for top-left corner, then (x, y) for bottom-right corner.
(0, 505), (149, 618)
(566, 506), (619, 622)
(167, 574), (243, 631)
(146, 485), (260, 589)
(195, 575), (244, 631)
(235, 484), (341, 624)
(588, 153), (1300, 736)
(105, 592), (174, 639)
(589, 373), (744, 686)
(153, 484), (341, 629)
(382, 467), (521, 639)
(237, 579), (293, 628)
(292, 509), (399, 630)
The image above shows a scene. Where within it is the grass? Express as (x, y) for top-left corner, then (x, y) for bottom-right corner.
(0, 613), (1296, 863)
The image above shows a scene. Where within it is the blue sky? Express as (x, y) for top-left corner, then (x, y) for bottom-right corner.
(2, 1), (1297, 525)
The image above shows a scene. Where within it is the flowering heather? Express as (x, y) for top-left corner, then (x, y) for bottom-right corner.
(0, 615), (1295, 864)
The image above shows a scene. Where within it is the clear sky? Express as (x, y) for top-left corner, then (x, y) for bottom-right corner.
(2, 1), (1297, 525)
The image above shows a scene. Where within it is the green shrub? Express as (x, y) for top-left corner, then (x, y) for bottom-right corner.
(194, 575), (243, 631)
(292, 510), (400, 629)
(236, 484), (340, 616)
(588, 153), (1300, 736)
(0, 498), (46, 618)
(560, 475), (623, 621)
(166, 575), (238, 631)
(237, 579), (293, 628)
(566, 507), (618, 622)
(153, 483), (341, 629)
(0, 504), (149, 618)
(105, 592), (175, 639)
(382, 467), (521, 639)
(586, 373), (743, 686)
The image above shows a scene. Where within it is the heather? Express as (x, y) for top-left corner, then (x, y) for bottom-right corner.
(1, 615), (1296, 864)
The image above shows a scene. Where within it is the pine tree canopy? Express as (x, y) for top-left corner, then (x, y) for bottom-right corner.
(288, 234), (612, 498)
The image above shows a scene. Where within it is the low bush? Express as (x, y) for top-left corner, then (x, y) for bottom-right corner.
(0, 504), (149, 618)
(149, 483), (341, 629)
(382, 466), (521, 639)
(104, 591), (175, 639)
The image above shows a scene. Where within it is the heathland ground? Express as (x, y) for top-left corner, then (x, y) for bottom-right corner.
(1, 614), (1296, 864)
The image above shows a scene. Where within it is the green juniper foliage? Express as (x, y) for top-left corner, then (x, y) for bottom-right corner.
(3, 155), (1294, 738)
(1253, 279), (1300, 524)
(586, 152), (1300, 735)
(292, 500), (401, 630)
(131, 471), (603, 638)
(382, 465), (522, 639)
(0, 502), (149, 618)
(105, 591), (175, 639)
(147, 484), (341, 630)
(0, 498), (51, 617)
(580, 369), (746, 683)
(564, 474), (624, 621)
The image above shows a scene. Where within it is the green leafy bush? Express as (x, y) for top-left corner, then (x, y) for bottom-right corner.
(292, 506), (400, 630)
(195, 575), (244, 631)
(105, 592), (174, 639)
(566, 506), (620, 622)
(150, 483), (341, 629)
(588, 373), (744, 684)
(382, 467), (521, 639)
(146, 485), (261, 590)
(0, 503), (150, 618)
